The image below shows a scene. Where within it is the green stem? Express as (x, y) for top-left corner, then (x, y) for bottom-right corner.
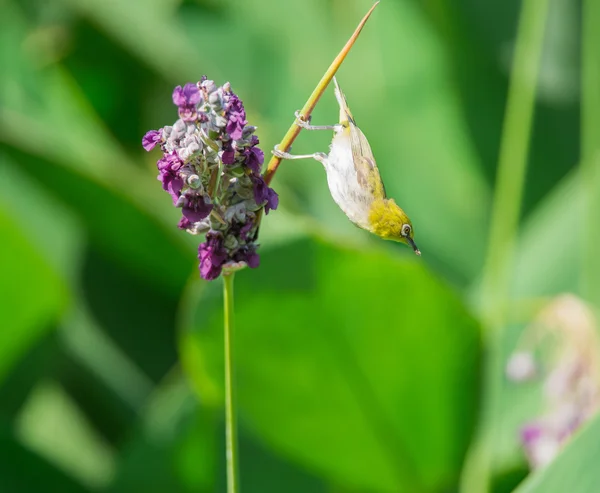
(581, 0), (600, 306)
(460, 0), (550, 491)
(480, 0), (549, 324)
(223, 272), (239, 493)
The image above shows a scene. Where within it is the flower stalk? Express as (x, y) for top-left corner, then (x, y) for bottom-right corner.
(223, 272), (239, 493)
(460, 0), (550, 490)
(581, 0), (600, 307)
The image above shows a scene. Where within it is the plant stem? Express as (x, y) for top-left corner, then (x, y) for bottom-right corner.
(223, 272), (239, 493)
(263, 1), (380, 186)
(581, 0), (600, 306)
(460, 0), (550, 491)
(479, 0), (549, 325)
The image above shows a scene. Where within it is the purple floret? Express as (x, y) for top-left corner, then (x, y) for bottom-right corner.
(243, 146), (264, 174)
(173, 83), (201, 121)
(182, 193), (213, 223)
(158, 169), (184, 205)
(221, 142), (236, 165)
(225, 93), (247, 140)
(198, 233), (228, 280)
(142, 130), (162, 151)
(234, 245), (260, 269)
(251, 175), (279, 214)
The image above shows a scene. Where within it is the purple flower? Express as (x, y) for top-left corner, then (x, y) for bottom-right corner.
(198, 233), (228, 280)
(173, 83), (201, 106)
(158, 169), (184, 205)
(520, 421), (562, 469)
(178, 217), (192, 230)
(225, 93), (247, 140)
(239, 220), (254, 241)
(221, 143), (236, 165)
(156, 153), (184, 204)
(521, 423), (544, 445)
(182, 193), (213, 223)
(234, 245), (260, 269)
(173, 83), (201, 121)
(157, 153), (182, 172)
(142, 130), (162, 151)
(243, 146), (264, 174)
(265, 188), (279, 214)
(251, 176), (279, 215)
(143, 76), (279, 281)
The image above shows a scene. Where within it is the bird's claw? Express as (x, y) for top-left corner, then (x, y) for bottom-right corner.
(272, 144), (289, 159)
(294, 111), (311, 129)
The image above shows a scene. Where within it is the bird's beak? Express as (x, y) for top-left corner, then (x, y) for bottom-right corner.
(406, 237), (421, 256)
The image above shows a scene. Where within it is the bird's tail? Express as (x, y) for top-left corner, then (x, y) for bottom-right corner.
(333, 76), (355, 125)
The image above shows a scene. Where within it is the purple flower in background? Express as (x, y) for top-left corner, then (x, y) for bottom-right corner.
(508, 295), (600, 470)
(520, 422), (561, 469)
(143, 76), (278, 280)
(142, 130), (162, 151)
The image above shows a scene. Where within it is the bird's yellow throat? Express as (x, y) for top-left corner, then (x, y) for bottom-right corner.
(367, 198), (411, 240)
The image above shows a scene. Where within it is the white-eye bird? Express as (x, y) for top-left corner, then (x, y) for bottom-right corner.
(273, 77), (420, 255)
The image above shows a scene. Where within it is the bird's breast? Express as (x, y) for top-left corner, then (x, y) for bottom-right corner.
(323, 134), (373, 230)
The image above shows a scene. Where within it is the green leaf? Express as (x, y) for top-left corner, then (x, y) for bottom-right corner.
(0, 155), (84, 283)
(107, 373), (216, 493)
(0, 205), (68, 385)
(511, 171), (581, 298)
(181, 237), (481, 492)
(229, 426), (328, 493)
(0, 4), (195, 294)
(0, 424), (91, 493)
(16, 380), (116, 489)
(514, 412), (600, 493)
(80, 245), (181, 381)
(58, 0), (208, 83)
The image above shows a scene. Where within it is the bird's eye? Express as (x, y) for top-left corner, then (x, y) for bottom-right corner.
(402, 224), (411, 236)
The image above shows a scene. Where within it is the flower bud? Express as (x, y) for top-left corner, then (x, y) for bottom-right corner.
(187, 174), (202, 189)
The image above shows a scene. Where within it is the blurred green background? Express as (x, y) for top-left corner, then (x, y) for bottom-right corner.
(0, 0), (593, 492)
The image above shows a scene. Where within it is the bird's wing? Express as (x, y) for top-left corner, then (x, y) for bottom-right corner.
(349, 123), (386, 199)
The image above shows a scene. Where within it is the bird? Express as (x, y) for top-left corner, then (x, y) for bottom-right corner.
(272, 77), (420, 255)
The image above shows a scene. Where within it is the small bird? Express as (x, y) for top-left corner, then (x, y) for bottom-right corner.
(273, 77), (420, 255)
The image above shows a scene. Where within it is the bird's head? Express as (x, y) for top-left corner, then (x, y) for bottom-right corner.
(368, 199), (420, 255)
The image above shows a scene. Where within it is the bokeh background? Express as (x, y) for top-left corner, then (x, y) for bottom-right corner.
(0, 0), (594, 492)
